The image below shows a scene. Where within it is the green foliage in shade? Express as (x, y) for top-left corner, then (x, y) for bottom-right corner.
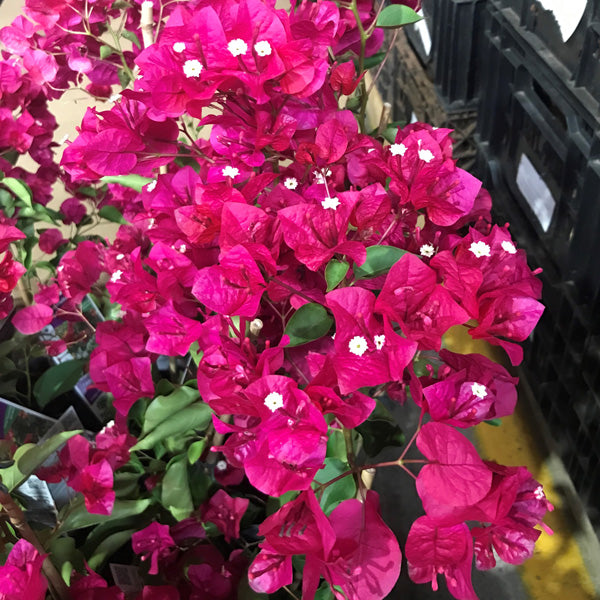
(48, 537), (84, 586)
(87, 529), (136, 571)
(162, 457), (194, 520)
(141, 385), (199, 436)
(376, 5), (422, 28)
(33, 360), (86, 408)
(484, 418), (502, 427)
(187, 439), (207, 464)
(356, 400), (405, 457)
(325, 259), (349, 292)
(353, 245), (407, 279)
(57, 499), (152, 533)
(132, 402), (213, 451)
(284, 303), (333, 347)
(361, 51), (386, 70)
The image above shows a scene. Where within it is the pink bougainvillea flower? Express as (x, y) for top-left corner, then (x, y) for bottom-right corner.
(201, 490), (249, 542)
(38, 228), (67, 254)
(135, 586), (179, 600)
(192, 244), (269, 317)
(416, 422), (492, 508)
(406, 516), (478, 600)
(132, 522), (175, 575)
(69, 565), (125, 600)
(0, 224), (26, 253)
(326, 287), (417, 394)
(375, 253), (469, 350)
(144, 300), (203, 356)
(0, 252), (26, 295)
(0, 539), (47, 600)
(69, 459), (115, 515)
(12, 303), (53, 335)
(57, 240), (103, 304)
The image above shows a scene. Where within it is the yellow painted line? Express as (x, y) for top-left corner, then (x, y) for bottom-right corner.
(444, 326), (598, 600)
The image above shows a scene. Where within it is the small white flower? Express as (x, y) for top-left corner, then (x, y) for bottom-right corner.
(57, 264), (64, 272)
(469, 241), (491, 258)
(228, 38), (248, 56)
(374, 334), (385, 350)
(534, 485), (545, 500)
(390, 143), (407, 157)
(178, 243), (187, 253)
(501, 240), (517, 254)
(116, 253), (125, 260)
(148, 217), (156, 228)
(471, 382), (488, 399)
(215, 460), (227, 471)
(313, 168), (332, 184)
(254, 40), (272, 57)
(348, 335), (368, 357)
(418, 148), (435, 163)
(110, 270), (123, 283)
(264, 391), (284, 412)
(222, 165), (240, 179)
(173, 42), (186, 53)
(183, 59), (203, 78)
(420, 244), (435, 258)
(141, 0), (153, 8)
(284, 177), (298, 190)
(145, 180), (157, 192)
(321, 196), (340, 210)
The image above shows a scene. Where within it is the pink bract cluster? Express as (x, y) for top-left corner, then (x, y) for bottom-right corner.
(0, 0), (552, 599)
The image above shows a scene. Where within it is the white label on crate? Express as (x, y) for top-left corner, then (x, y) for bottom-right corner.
(413, 11), (432, 57)
(539, 0), (586, 41)
(516, 153), (556, 232)
(410, 111), (419, 124)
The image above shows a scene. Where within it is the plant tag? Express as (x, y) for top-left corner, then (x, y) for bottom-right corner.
(516, 153), (556, 232)
(538, 0), (586, 42)
(413, 12), (432, 57)
(110, 564), (143, 595)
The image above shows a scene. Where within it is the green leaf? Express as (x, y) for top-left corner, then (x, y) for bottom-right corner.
(58, 498), (152, 533)
(99, 45), (114, 59)
(188, 342), (203, 367)
(1, 177), (33, 207)
(82, 512), (154, 558)
(48, 537), (83, 586)
(353, 245), (407, 279)
(161, 457), (193, 520)
(121, 29), (142, 49)
(132, 403), (213, 451)
(313, 458), (355, 515)
(325, 259), (349, 292)
(326, 428), (347, 461)
(142, 386), (200, 435)
(33, 360), (86, 408)
(0, 444), (34, 491)
(376, 5), (422, 28)
(315, 582), (336, 600)
(383, 125), (400, 144)
(484, 418), (502, 427)
(361, 51), (386, 70)
(88, 529), (135, 571)
(98, 205), (129, 224)
(284, 303), (333, 347)
(15, 430), (82, 491)
(77, 185), (97, 198)
(357, 417), (404, 457)
(100, 174), (153, 192)
(117, 68), (131, 89)
(187, 439), (206, 464)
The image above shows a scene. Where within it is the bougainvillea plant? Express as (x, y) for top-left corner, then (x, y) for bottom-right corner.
(0, 0), (552, 599)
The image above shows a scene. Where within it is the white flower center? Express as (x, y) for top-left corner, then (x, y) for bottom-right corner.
(534, 485), (545, 500)
(228, 38), (248, 56)
(348, 335), (368, 357)
(178, 243), (187, 253)
(254, 40), (272, 57)
(420, 243), (435, 258)
(222, 166), (240, 179)
(183, 59), (203, 78)
(116, 253), (125, 260)
(264, 391), (284, 412)
(110, 270), (123, 283)
(145, 180), (157, 192)
(501, 240), (517, 254)
(471, 382), (488, 399)
(418, 148), (435, 163)
(469, 241), (491, 258)
(390, 143), (407, 157)
(284, 177), (298, 190)
(321, 196), (340, 210)
(374, 334), (385, 350)
(313, 168), (331, 184)
(173, 42), (186, 53)
(215, 460), (227, 471)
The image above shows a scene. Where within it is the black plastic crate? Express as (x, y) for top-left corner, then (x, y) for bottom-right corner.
(491, 0), (597, 80)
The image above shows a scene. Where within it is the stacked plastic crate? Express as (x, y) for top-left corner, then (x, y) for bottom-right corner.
(376, 0), (485, 170)
(474, 0), (600, 526)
